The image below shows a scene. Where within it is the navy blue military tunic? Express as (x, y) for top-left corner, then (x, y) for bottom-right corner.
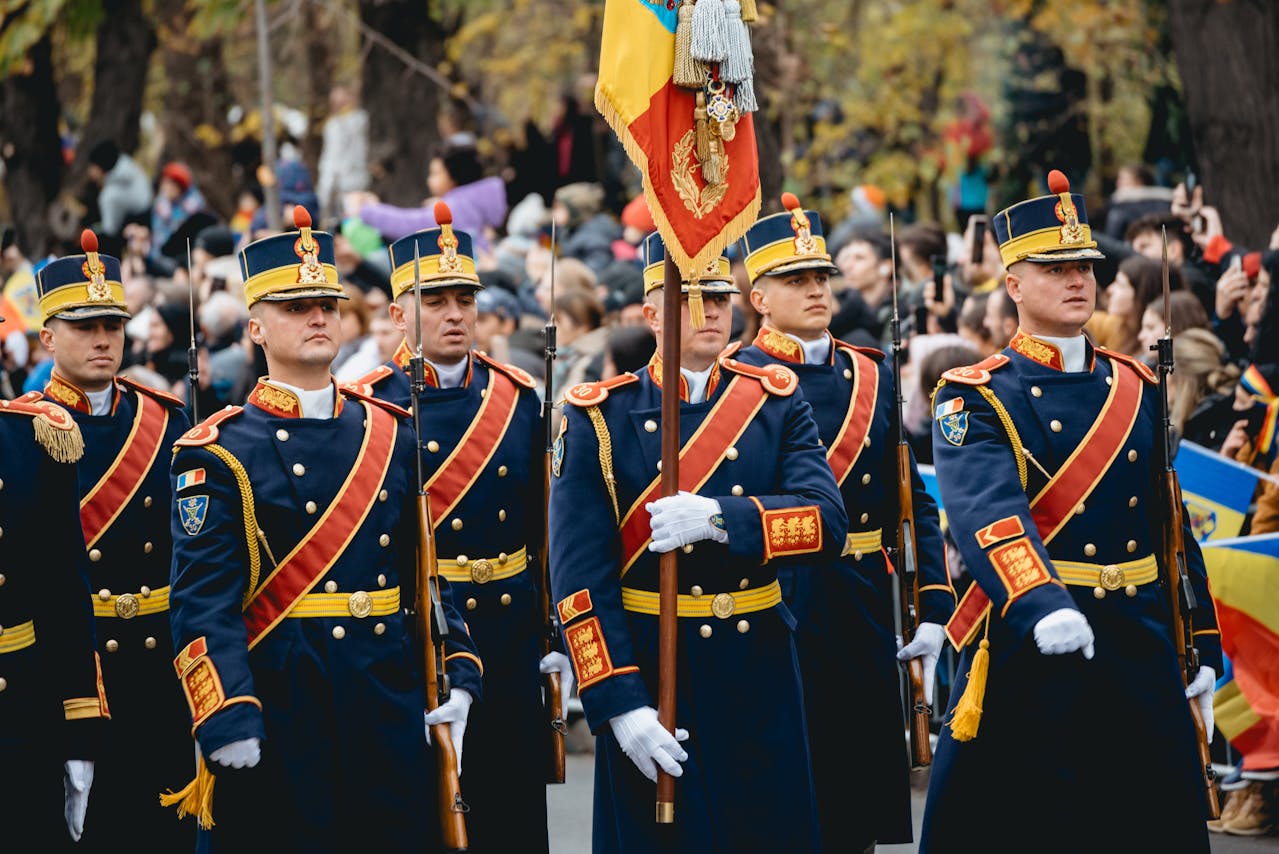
(0, 396), (107, 850)
(355, 345), (554, 854)
(168, 379), (483, 853)
(549, 355), (847, 853)
(737, 330), (953, 848)
(43, 373), (193, 852)
(921, 333), (1221, 853)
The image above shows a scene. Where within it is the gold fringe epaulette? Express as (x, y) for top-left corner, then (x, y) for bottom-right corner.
(0, 396), (84, 463)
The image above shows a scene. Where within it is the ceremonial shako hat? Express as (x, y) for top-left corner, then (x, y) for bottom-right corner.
(388, 201), (482, 300)
(239, 206), (348, 308)
(642, 231), (737, 296)
(993, 169), (1105, 267)
(740, 193), (841, 284)
(37, 229), (130, 323)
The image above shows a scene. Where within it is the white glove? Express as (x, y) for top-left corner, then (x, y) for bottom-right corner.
(1185, 665), (1216, 744)
(63, 759), (94, 841)
(208, 737), (262, 769)
(424, 688), (473, 777)
(539, 651), (576, 720)
(608, 705), (690, 783)
(896, 621), (946, 706)
(647, 491), (728, 553)
(1032, 608), (1095, 659)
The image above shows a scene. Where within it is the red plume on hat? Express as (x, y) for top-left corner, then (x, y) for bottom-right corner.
(781, 192), (810, 231)
(1047, 169), (1070, 194)
(435, 200), (457, 252)
(293, 205), (312, 229)
(81, 228), (103, 277)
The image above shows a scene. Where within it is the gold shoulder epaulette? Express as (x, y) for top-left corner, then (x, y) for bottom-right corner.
(833, 338), (886, 362)
(564, 374), (638, 407)
(0, 396), (84, 463)
(116, 375), (187, 408)
(941, 353), (1011, 386)
(474, 350), (537, 390)
(1094, 346), (1157, 384)
(340, 384), (411, 418)
(175, 405), (243, 447)
(720, 357), (798, 397)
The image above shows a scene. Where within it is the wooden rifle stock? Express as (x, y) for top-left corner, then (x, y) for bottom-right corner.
(416, 491), (470, 850)
(541, 454), (567, 783)
(1155, 228), (1219, 820)
(1161, 470), (1220, 820)
(896, 443), (931, 769)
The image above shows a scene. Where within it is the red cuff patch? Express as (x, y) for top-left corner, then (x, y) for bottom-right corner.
(565, 616), (616, 690)
(988, 537), (1053, 602)
(181, 657), (226, 727)
(762, 505), (822, 560)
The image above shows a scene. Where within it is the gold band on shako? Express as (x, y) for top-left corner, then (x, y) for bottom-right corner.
(37, 230), (130, 322)
(740, 193), (840, 284)
(388, 201), (482, 300)
(994, 170), (1105, 267)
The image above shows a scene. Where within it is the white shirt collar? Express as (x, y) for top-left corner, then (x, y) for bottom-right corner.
(1037, 334), (1087, 373)
(428, 357), (468, 389)
(272, 380), (336, 420)
(680, 365), (715, 404)
(86, 387), (113, 417)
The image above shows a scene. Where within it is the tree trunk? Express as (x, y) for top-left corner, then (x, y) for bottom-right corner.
(290, 7), (336, 184)
(0, 36), (63, 258)
(71, 0), (156, 183)
(359, 0), (450, 205)
(1168, 0), (1279, 249)
(750, 15), (783, 213)
(154, 0), (236, 219)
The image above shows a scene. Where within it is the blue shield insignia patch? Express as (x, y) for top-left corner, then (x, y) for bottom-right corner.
(552, 434), (565, 477)
(939, 411), (969, 446)
(178, 495), (209, 536)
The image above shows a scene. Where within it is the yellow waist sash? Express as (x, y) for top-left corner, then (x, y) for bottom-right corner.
(621, 579), (782, 619)
(92, 585), (170, 619)
(288, 586), (401, 618)
(436, 546), (528, 584)
(1054, 554), (1158, 594)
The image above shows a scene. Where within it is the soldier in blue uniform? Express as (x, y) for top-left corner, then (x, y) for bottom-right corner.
(736, 196), (954, 851)
(921, 170), (1220, 852)
(0, 307), (109, 849)
(166, 206), (483, 852)
(549, 233), (848, 852)
(34, 229), (192, 852)
(348, 201), (574, 854)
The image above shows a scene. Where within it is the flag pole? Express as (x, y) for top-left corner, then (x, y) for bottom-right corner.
(656, 252), (681, 824)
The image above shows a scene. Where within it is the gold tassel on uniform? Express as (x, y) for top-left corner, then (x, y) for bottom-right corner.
(688, 279), (705, 330)
(947, 614), (991, 742)
(159, 753), (217, 829)
(673, 0), (705, 88)
(739, 0), (758, 22)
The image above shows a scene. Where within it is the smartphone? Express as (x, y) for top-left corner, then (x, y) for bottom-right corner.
(1185, 171), (1197, 194)
(1231, 255), (1243, 275)
(931, 256), (948, 291)
(970, 216), (987, 265)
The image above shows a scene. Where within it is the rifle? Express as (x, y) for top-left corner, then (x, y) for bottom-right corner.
(888, 213), (931, 769)
(541, 221), (567, 784)
(185, 238), (200, 424)
(656, 253), (681, 825)
(409, 244), (469, 849)
(1154, 227), (1220, 820)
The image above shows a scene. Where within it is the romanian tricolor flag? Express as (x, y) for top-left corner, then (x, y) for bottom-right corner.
(595, 0), (761, 280)
(1203, 533), (1279, 772)
(1176, 440), (1262, 542)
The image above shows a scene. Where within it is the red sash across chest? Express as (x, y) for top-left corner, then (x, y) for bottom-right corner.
(80, 392), (169, 548)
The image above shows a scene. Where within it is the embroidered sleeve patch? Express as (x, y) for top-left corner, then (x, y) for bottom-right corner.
(988, 536), (1053, 602)
(935, 397), (964, 419)
(180, 656), (227, 727)
(176, 468), (206, 491)
(565, 616), (616, 691)
(177, 495), (209, 535)
(938, 411), (969, 446)
(557, 589), (593, 624)
(975, 515), (1026, 549)
(761, 505), (822, 561)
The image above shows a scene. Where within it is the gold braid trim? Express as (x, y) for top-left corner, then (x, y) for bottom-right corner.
(203, 444), (263, 605)
(586, 405), (620, 524)
(974, 385), (1028, 490)
(33, 414), (84, 463)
